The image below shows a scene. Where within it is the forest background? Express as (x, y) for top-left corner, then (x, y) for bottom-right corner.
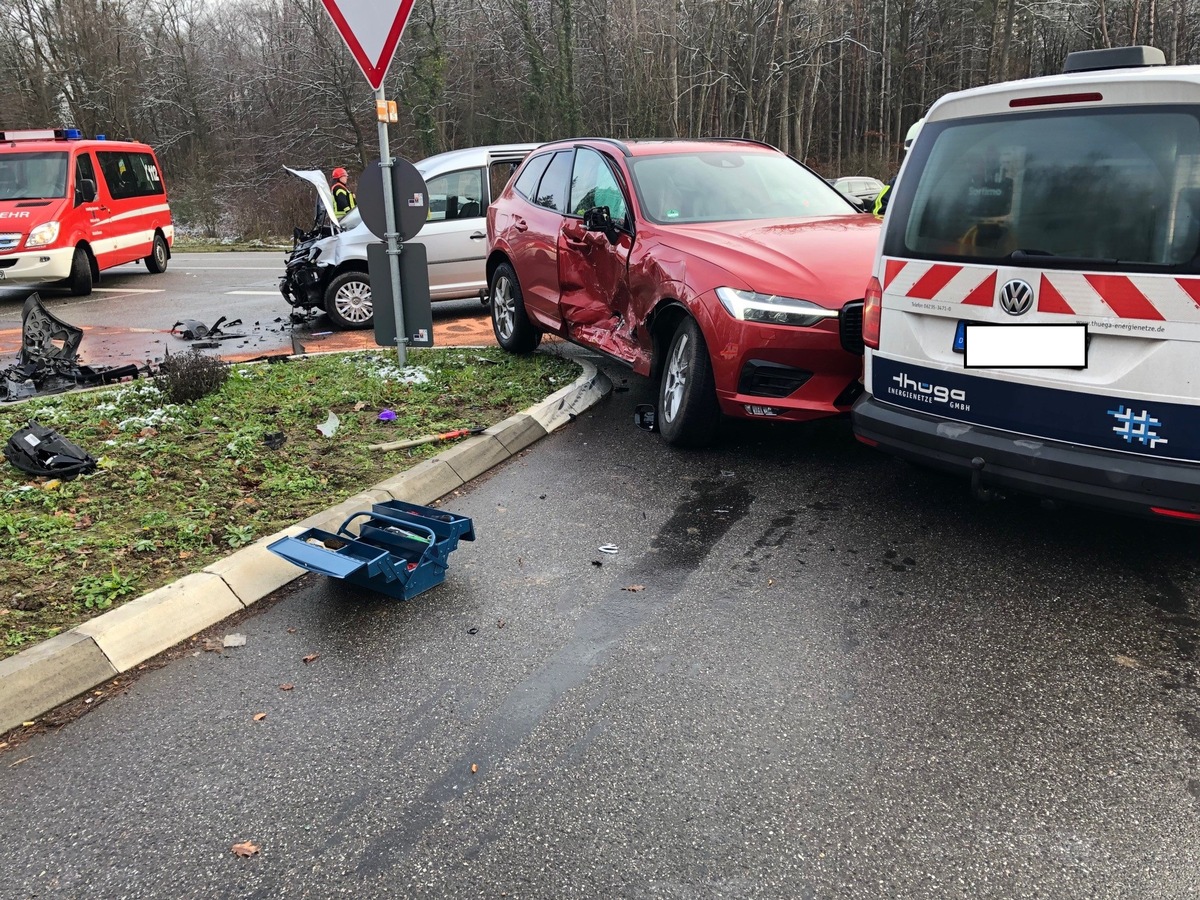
(2, 0), (1196, 238)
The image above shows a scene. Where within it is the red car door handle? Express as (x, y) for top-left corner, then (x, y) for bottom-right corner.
(513, 217), (528, 232)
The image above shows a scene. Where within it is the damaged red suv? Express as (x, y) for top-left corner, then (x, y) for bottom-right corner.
(486, 139), (880, 446)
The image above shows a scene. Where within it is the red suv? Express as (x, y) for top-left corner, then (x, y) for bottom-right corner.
(486, 139), (880, 446)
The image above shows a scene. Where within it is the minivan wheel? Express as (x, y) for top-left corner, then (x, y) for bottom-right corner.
(657, 317), (721, 448)
(324, 271), (373, 330)
(489, 262), (541, 353)
(145, 234), (169, 274)
(68, 247), (93, 297)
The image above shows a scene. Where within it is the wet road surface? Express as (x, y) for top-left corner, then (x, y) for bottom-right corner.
(0, 251), (497, 365)
(0, 350), (1198, 898)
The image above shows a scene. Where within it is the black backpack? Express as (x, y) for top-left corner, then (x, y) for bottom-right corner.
(4, 421), (97, 479)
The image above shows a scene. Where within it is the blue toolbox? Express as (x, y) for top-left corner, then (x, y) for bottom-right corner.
(267, 500), (475, 600)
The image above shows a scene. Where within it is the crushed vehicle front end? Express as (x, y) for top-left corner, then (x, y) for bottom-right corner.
(279, 227), (331, 317)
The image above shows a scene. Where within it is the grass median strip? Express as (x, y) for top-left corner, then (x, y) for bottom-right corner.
(0, 348), (577, 658)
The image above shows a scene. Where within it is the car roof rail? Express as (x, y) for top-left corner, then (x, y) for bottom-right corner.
(1062, 45), (1166, 73)
(570, 138), (632, 157)
(703, 137), (782, 152)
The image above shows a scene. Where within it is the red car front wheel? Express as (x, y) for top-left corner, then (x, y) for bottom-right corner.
(658, 317), (721, 447)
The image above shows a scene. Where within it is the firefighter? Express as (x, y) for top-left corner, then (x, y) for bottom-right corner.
(331, 167), (356, 220)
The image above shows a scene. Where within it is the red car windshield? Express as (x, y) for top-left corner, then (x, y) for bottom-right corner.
(0, 151), (68, 201)
(628, 151), (854, 224)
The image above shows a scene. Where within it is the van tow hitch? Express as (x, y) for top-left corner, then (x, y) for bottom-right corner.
(970, 456), (1000, 502)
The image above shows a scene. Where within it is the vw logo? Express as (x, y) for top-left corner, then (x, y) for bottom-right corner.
(999, 278), (1035, 316)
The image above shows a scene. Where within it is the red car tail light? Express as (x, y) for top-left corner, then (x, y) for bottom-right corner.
(863, 276), (882, 349)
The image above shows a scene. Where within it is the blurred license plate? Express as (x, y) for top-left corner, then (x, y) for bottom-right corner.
(964, 323), (1088, 369)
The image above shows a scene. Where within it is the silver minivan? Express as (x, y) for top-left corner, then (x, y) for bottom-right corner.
(280, 143), (539, 328)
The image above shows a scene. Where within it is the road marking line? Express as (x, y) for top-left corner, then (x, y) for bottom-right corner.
(93, 288), (164, 294)
(226, 290), (283, 296)
(177, 267), (282, 271)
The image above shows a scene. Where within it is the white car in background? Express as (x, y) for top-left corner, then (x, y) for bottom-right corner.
(279, 143), (539, 328)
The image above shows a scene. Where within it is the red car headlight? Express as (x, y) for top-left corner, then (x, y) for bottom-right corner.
(715, 287), (839, 328)
(863, 276), (882, 349)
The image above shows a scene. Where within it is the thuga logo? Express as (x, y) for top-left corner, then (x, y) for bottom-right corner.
(0, 211), (30, 219)
(891, 372), (967, 405)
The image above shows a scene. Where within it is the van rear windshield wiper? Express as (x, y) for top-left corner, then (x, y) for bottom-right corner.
(1008, 249), (1161, 269)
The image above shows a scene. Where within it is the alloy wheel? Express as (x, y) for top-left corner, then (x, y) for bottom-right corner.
(663, 333), (690, 423)
(493, 274), (515, 341)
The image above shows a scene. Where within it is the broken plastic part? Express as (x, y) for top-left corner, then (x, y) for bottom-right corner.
(4, 421), (97, 479)
(633, 404), (657, 432)
(170, 316), (246, 342)
(0, 295), (149, 401)
(22, 295), (82, 364)
(317, 411), (340, 438)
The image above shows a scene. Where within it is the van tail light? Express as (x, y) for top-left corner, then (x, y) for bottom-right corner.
(863, 276), (883, 350)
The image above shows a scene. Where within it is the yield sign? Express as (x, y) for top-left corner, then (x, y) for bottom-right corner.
(321, 0), (418, 91)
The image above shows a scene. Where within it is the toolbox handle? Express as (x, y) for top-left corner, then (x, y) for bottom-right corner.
(338, 511), (439, 568)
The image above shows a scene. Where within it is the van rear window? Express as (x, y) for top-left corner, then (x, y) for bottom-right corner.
(96, 151), (164, 200)
(888, 108), (1200, 270)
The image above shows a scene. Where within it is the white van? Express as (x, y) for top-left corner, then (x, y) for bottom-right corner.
(853, 46), (1200, 521)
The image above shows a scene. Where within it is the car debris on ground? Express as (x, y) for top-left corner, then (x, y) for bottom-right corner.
(1, 294), (145, 401)
(4, 420), (97, 479)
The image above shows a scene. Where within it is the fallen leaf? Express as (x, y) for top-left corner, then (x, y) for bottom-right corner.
(253, 713), (267, 722)
(178, 550), (195, 560)
(42, 479), (61, 491)
(202, 638), (224, 653)
(279, 683), (294, 691)
(1114, 654), (1142, 669)
(302, 653), (319, 664)
(470, 763), (479, 774)
(353, 401), (367, 411)
(622, 584), (645, 593)
(231, 841), (260, 858)
(497, 619), (506, 629)
(223, 633), (247, 648)
(286, 627), (297, 634)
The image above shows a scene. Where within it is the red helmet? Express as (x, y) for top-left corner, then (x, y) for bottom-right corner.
(332, 167), (348, 181)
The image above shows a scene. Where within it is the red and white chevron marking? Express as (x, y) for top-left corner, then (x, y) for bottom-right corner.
(881, 258), (1200, 326)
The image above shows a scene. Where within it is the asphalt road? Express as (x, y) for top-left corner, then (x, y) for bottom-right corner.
(0, 251), (492, 364)
(1, 350), (1199, 898)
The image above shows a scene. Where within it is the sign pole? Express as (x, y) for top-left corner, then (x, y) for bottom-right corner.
(375, 86), (407, 367)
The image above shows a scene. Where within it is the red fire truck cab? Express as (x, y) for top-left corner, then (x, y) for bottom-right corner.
(0, 128), (173, 296)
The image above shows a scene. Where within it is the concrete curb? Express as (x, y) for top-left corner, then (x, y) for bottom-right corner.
(0, 357), (611, 733)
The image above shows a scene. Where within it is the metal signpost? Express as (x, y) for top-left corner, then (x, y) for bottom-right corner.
(320, 0), (419, 365)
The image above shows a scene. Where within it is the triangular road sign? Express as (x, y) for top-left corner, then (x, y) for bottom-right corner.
(321, 0), (418, 91)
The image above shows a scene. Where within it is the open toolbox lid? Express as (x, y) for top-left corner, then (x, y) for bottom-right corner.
(266, 499), (474, 600)
(267, 528), (401, 582)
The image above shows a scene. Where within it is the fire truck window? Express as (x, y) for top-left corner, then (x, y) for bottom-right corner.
(96, 151), (165, 200)
(74, 154), (96, 206)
